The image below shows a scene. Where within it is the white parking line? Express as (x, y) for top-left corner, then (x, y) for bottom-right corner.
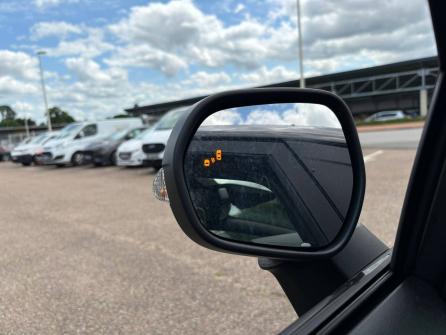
(364, 150), (383, 163)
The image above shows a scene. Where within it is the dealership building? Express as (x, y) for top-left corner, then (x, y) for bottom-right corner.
(126, 56), (439, 122)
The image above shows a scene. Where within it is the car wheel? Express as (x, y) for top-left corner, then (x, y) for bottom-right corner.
(71, 152), (84, 166)
(21, 162), (31, 167)
(109, 151), (117, 166)
(153, 161), (162, 171)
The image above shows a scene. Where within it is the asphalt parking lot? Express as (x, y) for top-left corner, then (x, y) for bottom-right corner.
(0, 143), (417, 334)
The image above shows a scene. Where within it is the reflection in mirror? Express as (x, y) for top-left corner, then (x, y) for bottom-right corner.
(184, 103), (353, 249)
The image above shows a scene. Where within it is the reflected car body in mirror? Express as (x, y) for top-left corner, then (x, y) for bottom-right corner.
(185, 124), (352, 249)
(164, 88), (365, 260)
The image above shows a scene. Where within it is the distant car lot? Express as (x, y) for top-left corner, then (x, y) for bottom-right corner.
(364, 110), (409, 123)
(0, 137), (416, 333)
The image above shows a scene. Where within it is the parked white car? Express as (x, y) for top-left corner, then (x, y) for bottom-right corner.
(116, 107), (189, 168)
(116, 128), (153, 167)
(365, 110), (408, 122)
(10, 132), (59, 166)
(37, 118), (143, 166)
(140, 106), (190, 169)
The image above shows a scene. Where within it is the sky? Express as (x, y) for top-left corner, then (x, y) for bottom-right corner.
(203, 103), (340, 128)
(0, 0), (437, 123)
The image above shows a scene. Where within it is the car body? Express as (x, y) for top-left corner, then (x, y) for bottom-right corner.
(83, 127), (147, 166)
(10, 132), (59, 166)
(37, 118), (143, 166)
(116, 128), (153, 167)
(365, 110), (408, 122)
(0, 145), (9, 162)
(141, 106), (190, 169)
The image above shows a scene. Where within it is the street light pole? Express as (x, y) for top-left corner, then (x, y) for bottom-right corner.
(24, 115), (30, 138)
(37, 51), (52, 131)
(297, 0), (305, 88)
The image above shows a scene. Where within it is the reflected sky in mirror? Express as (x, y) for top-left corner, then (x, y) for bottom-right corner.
(202, 103), (341, 128)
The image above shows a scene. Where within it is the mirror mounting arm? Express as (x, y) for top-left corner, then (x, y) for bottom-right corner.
(258, 225), (388, 316)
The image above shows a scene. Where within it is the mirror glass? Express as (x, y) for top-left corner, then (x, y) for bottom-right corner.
(184, 103), (353, 249)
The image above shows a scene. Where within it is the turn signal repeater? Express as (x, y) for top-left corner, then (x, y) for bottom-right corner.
(153, 168), (169, 202)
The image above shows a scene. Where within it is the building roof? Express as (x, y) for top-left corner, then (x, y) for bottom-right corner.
(125, 56), (439, 116)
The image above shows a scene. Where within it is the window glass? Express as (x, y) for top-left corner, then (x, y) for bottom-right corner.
(29, 134), (47, 144)
(108, 129), (129, 140)
(78, 124), (97, 138)
(155, 108), (186, 130)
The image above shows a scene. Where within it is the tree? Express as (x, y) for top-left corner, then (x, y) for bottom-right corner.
(0, 105), (16, 121)
(0, 117), (36, 128)
(48, 106), (75, 124)
(0, 105), (36, 127)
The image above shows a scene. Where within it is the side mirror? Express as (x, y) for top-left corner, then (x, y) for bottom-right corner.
(161, 88), (365, 260)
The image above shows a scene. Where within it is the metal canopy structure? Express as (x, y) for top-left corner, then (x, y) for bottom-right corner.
(311, 67), (438, 99)
(125, 56), (439, 119)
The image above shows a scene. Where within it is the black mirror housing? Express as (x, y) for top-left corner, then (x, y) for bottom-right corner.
(163, 88), (365, 260)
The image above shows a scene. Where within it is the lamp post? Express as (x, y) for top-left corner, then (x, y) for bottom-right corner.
(297, 0), (305, 88)
(37, 51), (52, 131)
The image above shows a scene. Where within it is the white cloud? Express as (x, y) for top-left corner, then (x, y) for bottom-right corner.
(203, 104), (340, 128)
(203, 109), (243, 126)
(0, 50), (39, 80)
(106, 45), (187, 76)
(240, 65), (298, 84)
(47, 28), (114, 58)
(33, 0), (79, 9)
(12, 102), (36, 118)
(188, 71), (231, 87)
(282, 104), (341, 128)
(0, 76), (38, 95)
(234, 4), (245, 14)
(267, 0), (435, 68)
(30, 21), (83, 40)
(107, 1), (274, 74)
(0, 0), (438, 124)
(65, 57), (127, 84)
(244, 109), (287, 125)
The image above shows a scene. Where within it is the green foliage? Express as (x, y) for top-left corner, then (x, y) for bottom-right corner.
(0, 118), (36, 127)
(0, 105), (75, 128)
(0, 105), (37, 127)
(0, 105), (16, 121)
(48, 106), (75, 124)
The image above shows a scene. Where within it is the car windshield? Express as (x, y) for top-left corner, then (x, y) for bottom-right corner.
(108, 129), (129, 141)
(136, 127), (152, 139)
(56, 123), (82, 139)
(154, 109), (185, 131)
(28, 134), (47, 144)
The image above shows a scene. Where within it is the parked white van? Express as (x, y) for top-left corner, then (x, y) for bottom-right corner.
(11, 131), (59, 166)
(140, 106), (190, 169)
(38, 118), (143, 166)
